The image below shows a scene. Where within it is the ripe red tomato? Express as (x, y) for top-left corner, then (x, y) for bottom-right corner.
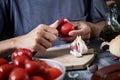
(11, 48), (32, 61)
(58, 18), (64, 25)
(25, 61), (45, 76)
(0, 58), (9, 66)
(0, 64), (14, 80)
(9, 68), (29, 80)
(57, 18), (74, 37)
(37, 60), (49, 68)
(30, 76), (44, 80)
(45, 67), (62, 80)
(13, 55), (30, 68)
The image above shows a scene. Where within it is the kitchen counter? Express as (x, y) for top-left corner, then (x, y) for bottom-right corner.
(63, 37), (119, 80)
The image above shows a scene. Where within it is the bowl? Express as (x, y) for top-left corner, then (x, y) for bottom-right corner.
(38, 58), (66, 80)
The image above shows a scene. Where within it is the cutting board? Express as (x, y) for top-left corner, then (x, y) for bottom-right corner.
(34, 44), (95, 70)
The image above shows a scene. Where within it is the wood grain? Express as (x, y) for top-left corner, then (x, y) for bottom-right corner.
(34, 48), (95, 70)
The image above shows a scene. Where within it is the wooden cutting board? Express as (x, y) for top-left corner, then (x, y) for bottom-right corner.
(34, 44), (95, 70)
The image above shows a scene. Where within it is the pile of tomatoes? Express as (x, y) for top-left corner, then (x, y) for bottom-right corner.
(0, 48), (62, 80)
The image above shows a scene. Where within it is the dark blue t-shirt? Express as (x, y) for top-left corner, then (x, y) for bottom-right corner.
(0, 0), (107, 46)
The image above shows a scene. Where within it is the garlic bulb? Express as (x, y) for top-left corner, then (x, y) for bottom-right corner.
(70, 36), (88, 57)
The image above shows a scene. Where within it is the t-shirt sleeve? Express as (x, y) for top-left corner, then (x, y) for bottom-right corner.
(88, 0), (107, 23)
(0, 0), (6, 34)
(0, 0), (13, 40)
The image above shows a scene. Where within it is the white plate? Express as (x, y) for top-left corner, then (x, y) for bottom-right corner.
(34, 58), (66, 80)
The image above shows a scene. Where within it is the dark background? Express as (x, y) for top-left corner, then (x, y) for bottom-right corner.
(115, 0), (120, 23)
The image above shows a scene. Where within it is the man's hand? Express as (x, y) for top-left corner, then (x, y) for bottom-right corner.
(60, 21), (91, 42)
(14, 21), (58, 53)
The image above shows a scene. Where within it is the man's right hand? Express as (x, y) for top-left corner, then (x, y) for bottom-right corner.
(14, 21), (58, 54)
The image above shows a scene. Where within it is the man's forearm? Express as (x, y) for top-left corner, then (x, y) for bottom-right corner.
(0, 38), (16, 57)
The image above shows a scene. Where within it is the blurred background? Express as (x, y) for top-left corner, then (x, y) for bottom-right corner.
(100, 0), (120, 42)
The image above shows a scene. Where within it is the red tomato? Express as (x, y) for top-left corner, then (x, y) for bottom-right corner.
(0, 64), (14, 80)
(13, 55), (30, 68)
(57, 18), (74, 37)
(25, 61), (45, 76)
(45, 67), (62, 80)
(37, 60), (49, 68)
(58, 18), (64, 25)
(0, 58), (9, 66)
(11, 48), (32, 61)
(30, 76), (44, 80)
(9, 68), (29, 80)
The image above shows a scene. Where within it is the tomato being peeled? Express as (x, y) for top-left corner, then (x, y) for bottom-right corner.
(11, 48), (32, 61)
(57, 18), (74, 37)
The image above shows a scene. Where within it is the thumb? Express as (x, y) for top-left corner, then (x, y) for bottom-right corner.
(49, 20), (59, 28)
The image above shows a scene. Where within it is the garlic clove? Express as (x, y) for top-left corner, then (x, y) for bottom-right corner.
(70, 36), (88, 57)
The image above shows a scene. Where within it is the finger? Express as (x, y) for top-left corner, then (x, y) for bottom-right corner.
(43, 31), (57, 43)
(60, 36), (76, 42)
(64, 18), (69, 22)
(39, 24), (58, 36)
(45, 27), (58, 36)
(38, 37), (52, 49)
(49, 20), (59, 28)
(69, 29), (84, 36)
(35, 44), (46, 54)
